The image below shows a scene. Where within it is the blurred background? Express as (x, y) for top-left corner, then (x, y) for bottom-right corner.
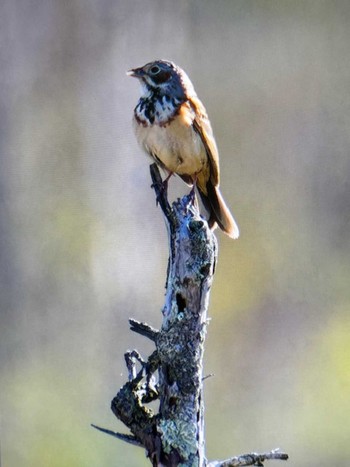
(1, 1), (350, 465)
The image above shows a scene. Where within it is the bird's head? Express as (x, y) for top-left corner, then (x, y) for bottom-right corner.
(127, 60), (195, 100)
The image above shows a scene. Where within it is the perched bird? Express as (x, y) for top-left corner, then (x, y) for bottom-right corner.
(127, 60), (239, 239)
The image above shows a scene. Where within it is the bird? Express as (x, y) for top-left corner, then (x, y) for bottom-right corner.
(127, 59), (239, 239)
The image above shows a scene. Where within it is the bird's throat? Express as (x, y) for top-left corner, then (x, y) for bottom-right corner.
(134, 93), (183, 127)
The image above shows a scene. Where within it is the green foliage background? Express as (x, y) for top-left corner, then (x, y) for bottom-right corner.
(1, 1), (350, 465)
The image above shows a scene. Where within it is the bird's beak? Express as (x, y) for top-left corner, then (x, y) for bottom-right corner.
(126, 67), (145, 78)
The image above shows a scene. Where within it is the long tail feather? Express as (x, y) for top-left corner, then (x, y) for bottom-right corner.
(199, 182), (239, 239)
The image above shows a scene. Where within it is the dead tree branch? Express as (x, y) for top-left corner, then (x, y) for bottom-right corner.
(92, 163), (289, 466)
(208, 449), (289, 466)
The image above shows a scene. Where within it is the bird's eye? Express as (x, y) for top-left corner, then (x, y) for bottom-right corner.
(150, 65), (160, 75)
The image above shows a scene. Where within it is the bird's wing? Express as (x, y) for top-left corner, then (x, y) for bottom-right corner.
(189, 96), (220, 186)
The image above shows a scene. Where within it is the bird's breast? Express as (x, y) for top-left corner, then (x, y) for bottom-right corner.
(134, 101), (207, 177)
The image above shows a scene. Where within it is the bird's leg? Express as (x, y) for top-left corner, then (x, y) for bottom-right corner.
(162, 170), (173, 195)
(189, 173), (198, 206)
(152, 170), (173, 206)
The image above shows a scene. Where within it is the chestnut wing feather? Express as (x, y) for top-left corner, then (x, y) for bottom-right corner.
(189, 96), (220, 186)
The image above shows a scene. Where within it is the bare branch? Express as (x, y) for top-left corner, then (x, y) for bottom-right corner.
(208, 449), (289, 466)
(91, 424), (143, 448)
(129, 318), (159, 342)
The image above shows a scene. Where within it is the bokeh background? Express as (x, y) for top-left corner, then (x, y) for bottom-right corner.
(1, 1), (350, 466)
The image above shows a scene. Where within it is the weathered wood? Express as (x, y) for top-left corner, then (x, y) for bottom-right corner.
(92, 164), (289, 466)
(208, 449), (289, 466)
(151, 164), (217, 466)
(98, 164), (217, 466)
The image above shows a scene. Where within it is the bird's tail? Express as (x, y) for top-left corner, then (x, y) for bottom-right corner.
(198, 181), (239, 239)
